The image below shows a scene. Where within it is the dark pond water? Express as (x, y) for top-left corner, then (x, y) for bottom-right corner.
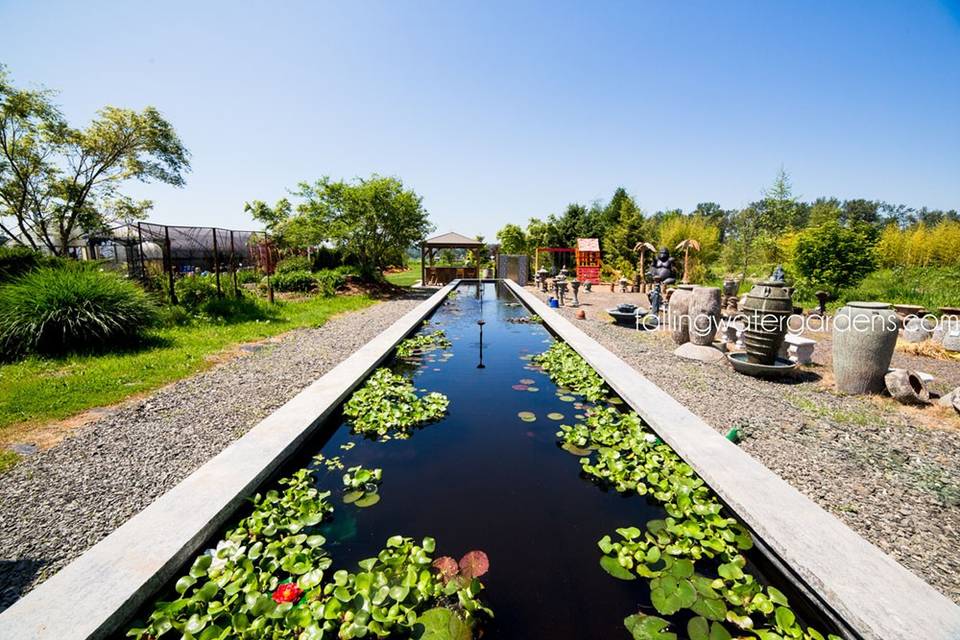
(123, 281), (838, 639)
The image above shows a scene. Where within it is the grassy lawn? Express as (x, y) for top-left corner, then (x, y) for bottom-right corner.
(0, 294), (375, 448)
(384, 260), (421, 287)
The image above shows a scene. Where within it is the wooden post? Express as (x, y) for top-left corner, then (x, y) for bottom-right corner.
(420, 244), (425, 286)
(212, 228), (222, 296)
(164, 225), (177, 305)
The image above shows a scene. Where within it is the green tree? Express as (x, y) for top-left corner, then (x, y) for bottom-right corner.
(807, 197), (842, 227)
(602, 196), (645, 273)
(244, 198), (292, 233)
(761, 166), (799, 231)
(792, 222), (877, 298)
(496, 223), (528, 255)
(291, 175), (433, 278)
(0, 66), (189, 255)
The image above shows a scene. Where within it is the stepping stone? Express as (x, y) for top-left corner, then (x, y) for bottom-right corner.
(674, 342), (725, 364)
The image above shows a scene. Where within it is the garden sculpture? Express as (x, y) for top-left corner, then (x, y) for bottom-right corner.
(647, 248), (677, 285)
(648, 281), (663, 316)
(675, 239), (701, 284)
(556, 278), (568, 306)
(570, 278), (581, 306)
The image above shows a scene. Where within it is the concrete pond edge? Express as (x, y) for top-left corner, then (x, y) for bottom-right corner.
(0, 282), (458, 640)
(504, 278), (960, 640)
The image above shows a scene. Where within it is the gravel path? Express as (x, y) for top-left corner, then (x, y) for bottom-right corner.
(535, 285), (960, 604)
(0, 294), (423, 612)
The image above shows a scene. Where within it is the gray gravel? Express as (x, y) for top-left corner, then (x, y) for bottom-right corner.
(541, 286), (960, 604)
(0, 294), (423, 612)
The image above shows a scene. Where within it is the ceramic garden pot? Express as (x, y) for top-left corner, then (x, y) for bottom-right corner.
(832, 301), (899, 394)
(689, 287), (722, 346)
(668, 288), (693, 345)
(740, 280), (793, 365)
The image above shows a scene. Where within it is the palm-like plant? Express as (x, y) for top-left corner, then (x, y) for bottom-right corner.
(633, 241), (656, 283)
(675, 239), (701, 284)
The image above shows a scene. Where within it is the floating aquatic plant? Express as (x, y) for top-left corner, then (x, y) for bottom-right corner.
(517, 411), (536, 422)
(396, 330), (453, 358)
(547, 412), (564, 420)
(342, 464), (383, 508)
(533, 342), (609, 402)
(343, 368), (449, 440)
(540, 343), (840, 640)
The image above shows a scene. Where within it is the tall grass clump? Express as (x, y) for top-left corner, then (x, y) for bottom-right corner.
(0, 266), (157, 359)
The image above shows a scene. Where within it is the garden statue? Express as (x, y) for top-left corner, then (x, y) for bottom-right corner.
(722, 279), (739, 312)
(584, 280), (592, 292)
(556, 278), (568, 306)
(570, 278), (581, 306)
(619, 276), (629, 293)
(537, 267), (549, 292)
(647, 248), (677, 285)
(771, 264), (786, 283)
(648, 281), (663, 316)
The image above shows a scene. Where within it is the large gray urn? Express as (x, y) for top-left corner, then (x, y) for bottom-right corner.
(832, 301), (899, 394)
(668, 287), (694, 345)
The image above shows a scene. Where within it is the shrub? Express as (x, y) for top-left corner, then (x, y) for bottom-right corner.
(0, 246), (66, 282)
(270, 269), (317, 292)
(314, 268), (346, 296)
(175, 274), (219, 309)
(0, 266), (157, 359)
(656, 215), (721, 283)
(876, 221), (960, 268)
(275, 255), (312, 274)
(199, 295), (274, 323)
(791, 222), (877, 299)
(235, 268), (261, 284)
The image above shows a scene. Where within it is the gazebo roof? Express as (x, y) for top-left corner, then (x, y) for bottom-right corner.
(422, 231), (484, 248)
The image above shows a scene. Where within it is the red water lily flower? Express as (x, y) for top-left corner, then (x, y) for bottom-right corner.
(272, 582), (303, 604)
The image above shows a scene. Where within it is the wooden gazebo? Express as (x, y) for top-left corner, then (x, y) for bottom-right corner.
(420, 232), (488, 285)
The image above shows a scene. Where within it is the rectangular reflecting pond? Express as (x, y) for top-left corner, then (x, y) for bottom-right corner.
(124, 281), (840, 639)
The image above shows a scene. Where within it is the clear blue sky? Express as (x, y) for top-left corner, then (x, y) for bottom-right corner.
(2, 0), (958, 239)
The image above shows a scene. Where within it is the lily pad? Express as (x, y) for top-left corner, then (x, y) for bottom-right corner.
(624, 614), (677, 640)
(354, 493), (381, 508)
(608, 397), (624, 405)
(417, 607), (472, 640)
(458, 550), (489, 578)
(558, 395), (576, 402)
(600, 555), (636, 581)
(547, 412), (564, 420)
(526, 387), (540, 392)
(518, 411), (536, 422)
(519, 378), (535, 385)
(512, 384), (528, 391)
(343, 490), (364, 504)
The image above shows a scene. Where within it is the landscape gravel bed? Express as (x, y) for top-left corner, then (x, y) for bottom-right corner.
(535, 285), (960, 604)
(0, 294), (422, 612)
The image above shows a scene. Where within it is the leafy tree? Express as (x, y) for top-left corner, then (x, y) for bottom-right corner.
(760, 166), (800, 231)
(244, 198), (291, 233)
(807, 197), (842, 227)
(495, 223), (528, 255)
(602, 196), (645, 274)
(792, 222), (877, 298)
(291, 175), (432, 278)
(0, 66), (189, 255)
(599, 187), (631, 237)
(841, 198), (880, 227)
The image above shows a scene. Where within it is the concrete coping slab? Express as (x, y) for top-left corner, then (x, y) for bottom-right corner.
(0, 282), (459, 640)
(505, 279), (960, 640)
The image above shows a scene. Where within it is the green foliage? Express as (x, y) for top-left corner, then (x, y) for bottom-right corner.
(235, 268), (262, 285)
(532, 342), (608, 402)
(175, 274), (219, 309)
(342, 464), (383, 508)
(313, 269), (345, 297)
(0, 245), (64, 281)
(1, 65), (188, 255)
(275, 255), (313, 274)
(876, 220), (960, 268)
(343, 368), (449, 440)
(270, 269), (317, 293)
(395, 329), (452, 358)
(656, 215), (721, 283)
(792, 222), (877, 298)
(834, 266), (960, 311)
(536, 343), (839, 640)
(244, 198), (292, 235)
(199, 296), (274, 323)
(0, 266), (156, 359)
(495, 223), (528, 255)
(291, 175), (433, 278)
(128, 461), (490, 640)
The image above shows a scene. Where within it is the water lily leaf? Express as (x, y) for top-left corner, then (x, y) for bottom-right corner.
(690, 596), (726, 621)
(458, 550), (489, 579)
(608, 397), (624, 405)
(599, 555), (635, 581)
(343, 490), (364, 504)
(355, 493), (381, 508)
(687, 617), (709, 640)
(547, 412), (564, 420)
(561, 443), (591, 456)
(526, 387), (539, 392)
(624, 613), (677, 640)
(416, 607), (472, 640)
(519, 378), (535, 385)
(517, 411), (536, 422)
(558, 395), (576, 402)
(432, 556), (459, 583)
(512, 384), (528, 391)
